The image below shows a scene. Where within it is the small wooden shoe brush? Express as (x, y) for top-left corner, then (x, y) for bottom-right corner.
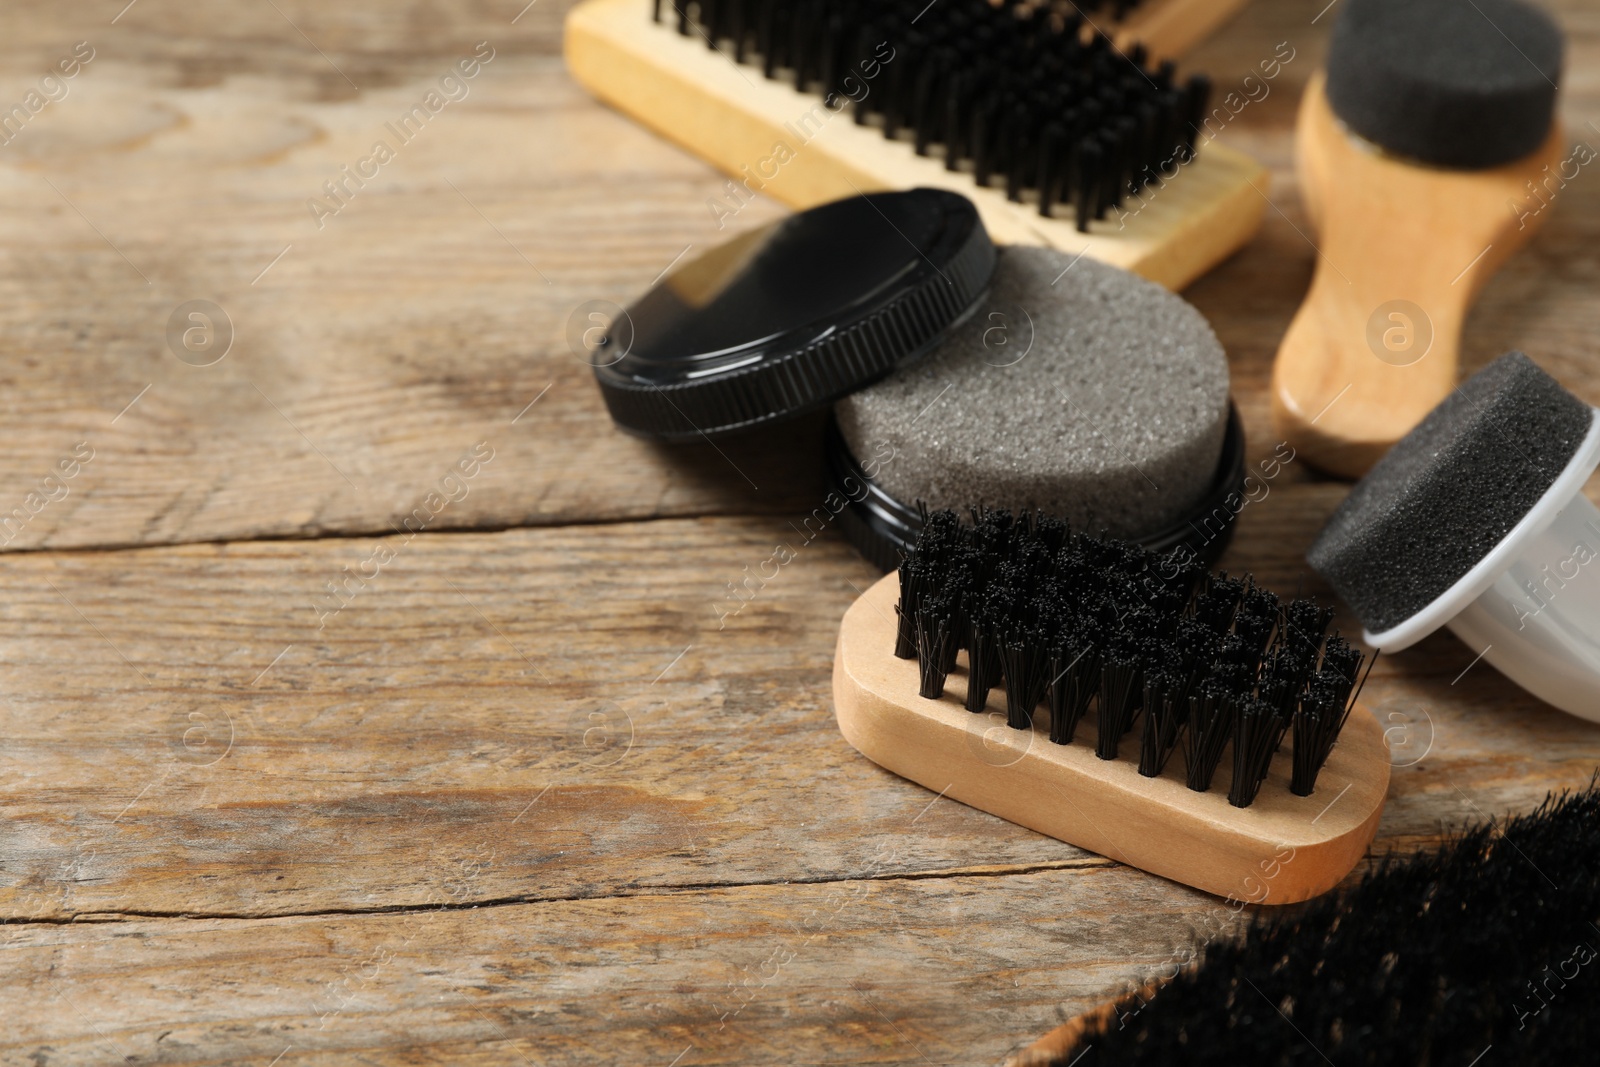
(565, 0), (1267, 290)
(833, 509), (1390, 904)
(1272, 0), (1566, 477)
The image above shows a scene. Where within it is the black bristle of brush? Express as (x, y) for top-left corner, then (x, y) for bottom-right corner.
(893, 555), (926, 660)
(894, 505), (960, 659)
(1001, 627), (1049, 730)
(1226, 698), (1288, 808)
(1182, 681), (1233, 792)
(1192, 573), (1244, 633)
(1047, 633), (1098, 744)
(1291, 636), (1374, 796)
(1041, 779), (1600, 1066)
(899, 509), (1361, 807)
(1136, 670), (1184, 777)
(913, 593), (955, 699)
(667, 0), (1191, 233)
(1137, 619), (1214, 776)
(1095, 639), (1143, 761)
(964, 609), (1000, 713)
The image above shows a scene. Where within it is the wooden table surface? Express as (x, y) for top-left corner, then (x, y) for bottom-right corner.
(4, 1), (1599, 1063)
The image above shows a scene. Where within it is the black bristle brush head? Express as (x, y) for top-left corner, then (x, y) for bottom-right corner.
(1324, 0), (1563, 170)
(664, 0), (1204, 231)
(1042, 779), (1600, 1066)
(898, 509), (1363, 808)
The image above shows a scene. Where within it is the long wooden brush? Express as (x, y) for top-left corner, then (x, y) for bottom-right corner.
(565, 0), (1266, 289)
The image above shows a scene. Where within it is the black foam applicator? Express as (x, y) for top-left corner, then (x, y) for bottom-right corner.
(1307, 353), (1600, 722)
(1324, 0), (1563, 169)
(1309, 352), (1591, 636)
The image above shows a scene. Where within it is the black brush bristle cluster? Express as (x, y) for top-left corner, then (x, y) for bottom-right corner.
(658, 0), (1210, 232)
(895, 509), (1369, 807)
(1049, 781), (1600, 1065)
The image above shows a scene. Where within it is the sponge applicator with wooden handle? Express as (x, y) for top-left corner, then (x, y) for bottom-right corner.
(1308, 353), (1600, 721)
(1272, 0), (1567, 478)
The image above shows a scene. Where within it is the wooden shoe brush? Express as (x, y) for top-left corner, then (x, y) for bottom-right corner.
(1272, 0), (1567, 478)
(564, 0), (1267, 290)
(832, 509), (1390, 905)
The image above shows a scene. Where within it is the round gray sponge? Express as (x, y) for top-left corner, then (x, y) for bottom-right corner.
(835, 246), (1230, 540)
(1325, 0), (1563, 169)
(1308, 352), (1594, 636)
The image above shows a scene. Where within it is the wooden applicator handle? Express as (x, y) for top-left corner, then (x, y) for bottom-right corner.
(1272, 73), (1566, 479)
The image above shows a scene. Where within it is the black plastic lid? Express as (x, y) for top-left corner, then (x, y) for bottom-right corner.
(825, 404), (1250, 572)
(592, 189), (996, 441)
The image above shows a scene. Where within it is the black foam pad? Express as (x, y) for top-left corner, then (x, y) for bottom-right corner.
(1309, 353), (1593, 636)
(1325, 0), (1563, 169)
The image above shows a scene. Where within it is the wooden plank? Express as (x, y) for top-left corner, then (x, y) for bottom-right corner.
(1, 867), (1232, 1066)
(3, 511), (1599, 927)
(0, 1), (1594, 551)
(3, 1), (1600, 1063)
(0, 3), (813, 554)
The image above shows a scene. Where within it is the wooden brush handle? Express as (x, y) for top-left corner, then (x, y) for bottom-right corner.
(832, 573), (1389, 905)
(1272, 74), (1566, 479)
(1112, 0), (1252, 62)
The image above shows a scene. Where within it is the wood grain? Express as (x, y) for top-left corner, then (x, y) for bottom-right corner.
(0, 0), (816, 554)
(5, 509), (1600, 1064)
(1, 866), (1233, 1067)
(0, 1), (1593, 552)
(3, 0), (1600, 1064)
